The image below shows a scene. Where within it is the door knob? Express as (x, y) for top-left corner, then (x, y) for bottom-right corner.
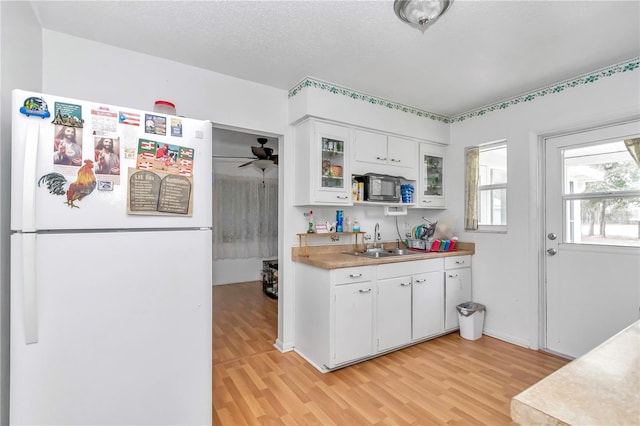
(546, 248), (557, 255)
(548, 233), (557, 240)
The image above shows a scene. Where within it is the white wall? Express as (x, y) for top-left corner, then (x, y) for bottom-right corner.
(448, 70), (640, 348)
(40, 30), (296, 349)
(212, 259), (270, 286)
(0, 2), (43, 423)
(42, 31), (288, 130)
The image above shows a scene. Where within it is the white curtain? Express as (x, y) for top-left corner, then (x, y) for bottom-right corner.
(212, 174), (278, 259)
(624, 138), (640, 166)
(464, 147), (480, 230)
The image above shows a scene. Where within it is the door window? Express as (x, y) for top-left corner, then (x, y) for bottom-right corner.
(562, 140), (640, 247)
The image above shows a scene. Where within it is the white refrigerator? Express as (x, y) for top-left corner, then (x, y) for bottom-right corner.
(10, 89), (212, 425)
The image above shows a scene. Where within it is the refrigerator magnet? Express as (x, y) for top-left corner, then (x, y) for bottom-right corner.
(144, 114), (166, 136)
(170, 118), (183, 137)
(91, 106), (118, 135)
(19, 97), (50, 119)
(119, 111), (140, 126)
(53, 125), (83, 168)
(51, 102), (84, 127)
(98, 180), (113, 191)
(38, 159), (97, 208)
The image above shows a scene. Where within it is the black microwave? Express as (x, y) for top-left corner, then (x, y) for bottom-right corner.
(356, 174), (401, 202)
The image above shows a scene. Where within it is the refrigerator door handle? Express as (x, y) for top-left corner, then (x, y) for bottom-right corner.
(22, 123), (40, 233)
(23, 233), (38, 344)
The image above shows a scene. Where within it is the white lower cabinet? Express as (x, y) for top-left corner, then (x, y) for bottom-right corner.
(294, 263), (374, 371)
(444, 255), (472, 331)
(333, 281), (374, 365)
(376, 259), (444, 351)
(412, 271), (445, 340)
(294, 255), (470, 372)
(376, 277), (412, 352)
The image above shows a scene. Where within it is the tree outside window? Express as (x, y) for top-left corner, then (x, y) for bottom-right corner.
(563, 139), (640, 247)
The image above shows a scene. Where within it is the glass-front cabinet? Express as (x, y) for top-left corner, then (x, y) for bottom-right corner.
(294, 119), (351, 205)
(419, 143), (445, 208)
(321, 134), (345, 190)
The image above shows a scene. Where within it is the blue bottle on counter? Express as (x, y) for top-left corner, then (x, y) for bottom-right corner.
(336, 210), (344, 232)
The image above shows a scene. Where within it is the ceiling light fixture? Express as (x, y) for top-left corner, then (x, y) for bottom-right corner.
(394, 0), (453, 32)
(252, 159), (275, 173)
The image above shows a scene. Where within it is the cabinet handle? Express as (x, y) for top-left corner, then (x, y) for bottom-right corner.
(337, 195), (349, 199)
(448, 273), (458, 278)
(376, 156), (387, 161)
(414, 278), (426, 283)
(359, 288), (371, 293)
(400, 282), (411, 286)
(455, 260), (465, 265)
(422, 200), (432, 204)
(349, 273), (363, 278)
(390, 158), (401, 163)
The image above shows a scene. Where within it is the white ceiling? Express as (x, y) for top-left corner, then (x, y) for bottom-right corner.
(30, 0), (640, 119)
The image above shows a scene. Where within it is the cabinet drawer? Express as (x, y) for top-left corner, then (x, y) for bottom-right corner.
(418, 197), (445, 208)
(333, 266), (373, 285)
(377, 259), (443, 280)
(445, 255), (471, 270)
(313, 190), (352, 205)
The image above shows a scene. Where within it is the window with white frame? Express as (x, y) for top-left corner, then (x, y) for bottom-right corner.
(562, 138), (640, 247)
(465, 141), (508, 231)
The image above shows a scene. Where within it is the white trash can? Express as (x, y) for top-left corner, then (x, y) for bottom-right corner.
(456, 302), (486, 340)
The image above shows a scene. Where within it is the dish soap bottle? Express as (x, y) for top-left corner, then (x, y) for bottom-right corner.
(352, 218), (360, 232)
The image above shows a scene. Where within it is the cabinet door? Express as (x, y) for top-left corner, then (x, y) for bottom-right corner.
(333, 282), (373, 365)
(316, 122), (351, 204)
(444, 268), (472, 330)
(412, 271), (444, 340)
(419, 143), (445, 208)
(353, 129), (388, 166)
(387, 136), (418, 170)
(377, 277), (412, 352)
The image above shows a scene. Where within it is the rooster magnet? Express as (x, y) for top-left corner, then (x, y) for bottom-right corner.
(38, 160), (97, 208)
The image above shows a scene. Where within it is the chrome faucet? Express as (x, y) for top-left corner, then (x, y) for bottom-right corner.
(374, 222), (380, 248)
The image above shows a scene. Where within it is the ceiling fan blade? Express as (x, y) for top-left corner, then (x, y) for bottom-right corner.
(252, 146), (273, 159)
(238, 160), (255, 168)
(270, 154), (278, 165)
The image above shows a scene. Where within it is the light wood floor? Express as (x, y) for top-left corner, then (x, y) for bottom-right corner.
(213, 281), (568, 425)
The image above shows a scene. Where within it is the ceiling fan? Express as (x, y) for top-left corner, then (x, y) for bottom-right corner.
(238, 138), (278, 169)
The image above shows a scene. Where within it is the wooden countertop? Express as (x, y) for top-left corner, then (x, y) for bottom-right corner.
(291, 242), (474, 269)
(511, 320), (640, 425)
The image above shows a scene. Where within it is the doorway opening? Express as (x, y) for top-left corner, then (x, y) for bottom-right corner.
(211, 126), (280, 288)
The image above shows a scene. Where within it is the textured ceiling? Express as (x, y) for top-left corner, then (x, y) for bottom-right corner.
(31, 0), (640, 118)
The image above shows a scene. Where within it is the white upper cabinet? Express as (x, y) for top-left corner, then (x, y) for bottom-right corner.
(294, 119), (352, 205)
(352, 129), (418, 180)
(387, 136), (419, 172)
(352, 129), (387, 166)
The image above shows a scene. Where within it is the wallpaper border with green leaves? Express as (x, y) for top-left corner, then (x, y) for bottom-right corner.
(288, 57), (639, 124)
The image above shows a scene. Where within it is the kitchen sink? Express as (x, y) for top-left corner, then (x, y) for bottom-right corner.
(385, 249), (416, 256)
(344, 248), (420, 258)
